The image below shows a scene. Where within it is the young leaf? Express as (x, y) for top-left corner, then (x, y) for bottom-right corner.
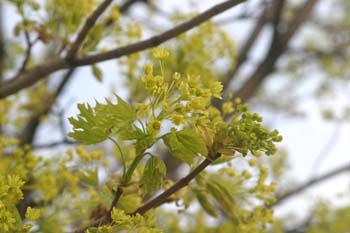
(68, 103), (108, 144)
(206, 178), (236, 217)
(79, 168), (99, 186)
(117, 194), (142, 213)
(68, 96), (136, 144)
(196, 190), (218, 217)
(162, 128), (208, 164)
(91, 64), (103, 82)
(141, 156), (166, 194)
(95, 95), (136, 134)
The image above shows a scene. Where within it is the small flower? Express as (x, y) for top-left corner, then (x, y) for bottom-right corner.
(147, 119), (161, 134)
(151, 48), (169, 59)
(187, 97), (208, 110)
(171, 114), (184, 125)
(179, 82), (191, 100)
(136, 103), (150, 118)
(111, 7), (121, 20)
(143, 64), (153, 75)
(187, 74), (200, 88)
(141, 75), (164, 95)
(111, 208), (132, 225)
(248, 159), (256, 167)
(222, 102), (234, 114)
(172, 72), (181, 81)
(234, 97), (241, 104)
(242, 170), (252, 179)
(209, 81), (223, 99)
(253, 150), (263, 157)
(162, 102), (169, 113)
(25, 207), (41, 221)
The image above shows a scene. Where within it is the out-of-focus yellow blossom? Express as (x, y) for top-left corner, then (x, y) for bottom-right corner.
(151, 48), (170, 59)
(25, 207), (41, 221)
(223, 101), (234, 114)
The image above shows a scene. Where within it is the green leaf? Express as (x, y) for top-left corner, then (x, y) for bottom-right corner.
(68, 103), (107, 144)
(79, 168), (99, 186)
(206, 178), (236, 217)
(91, 64), (103, 82)
(141, 156), (166, 194)
(117, 194), (142, 213)
(196, 190), (218, 217)
(162, 128), (208, 164)
(68, 95), (136, 144)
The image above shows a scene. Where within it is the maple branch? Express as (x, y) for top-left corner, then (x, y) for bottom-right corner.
(272, 163), (350, 207)
(74, 154), (220, 232)
(0, 0), (246, 99)
(66, 0), (114, 59)
(71, 0), (246, 66)
(132, 155), (219, 216)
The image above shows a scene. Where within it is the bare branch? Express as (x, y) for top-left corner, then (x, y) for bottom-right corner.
(272, 163), (350, 207)
(309, 121), (343, 177)
(120, 0), (146, 13)
(0, 0), (246, 99)
(32, 138), (78, 149)
(222, 6), (269, 91)
(281, 0), (318, 46)
(234, 0), (318, 103)
(66, 0), (114, 59)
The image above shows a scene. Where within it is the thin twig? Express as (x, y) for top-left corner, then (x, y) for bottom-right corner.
(74, 0), (246, 66)
(233, 0), (318, 103)
(32, 138), (78, 149)
(66, 0), (114, 59)
(272, 163), (350, 207)
(15, 32), (38, 77)
(309, 120), (343, 178)
(222, 5), (269, 91)
(0, 0), (246, 99)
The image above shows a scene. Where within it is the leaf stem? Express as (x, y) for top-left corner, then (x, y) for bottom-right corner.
(108, 136), (127, 176)
(122, 152), (149, 185)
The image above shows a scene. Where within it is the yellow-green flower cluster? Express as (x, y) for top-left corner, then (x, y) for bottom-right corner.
(25, 207), (41, 221)
(141, 73), (164, 96)
(140, 48), (225, 137)
(75, 145), (104, 163)
(0, 175), (25, 203)
(152, 48), (170, 59)
(0, 175), (30, 232)
(45, 0), (96, 34)
(214, 106), (283, 157)
(108, 208), (162, 232)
